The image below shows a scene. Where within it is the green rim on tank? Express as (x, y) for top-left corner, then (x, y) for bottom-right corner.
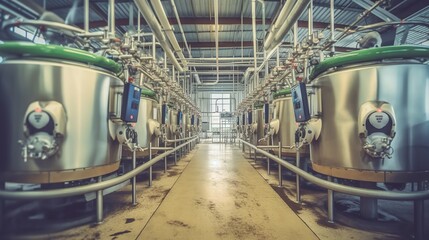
(273, 88), (291, 99)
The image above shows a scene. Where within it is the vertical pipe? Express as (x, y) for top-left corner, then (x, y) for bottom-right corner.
(267, 157), (270, 175)
(327, 176), (334, 223)
(132, 148), (137, 205)
(296, 148), (301, 203)
(308, 0), (313, 36)
(137, 11), (141, 42)
(276, 48), (280, 67)
(330, 0), (335, 53)
(278, 142), (282, 187)
(96, 176), (103, 224)
(84, 0), (89, 32)
(414, 182), (424, 240)
(149, 142), (153, 187)
(293, 22), (298, 50)
(251, 0), (258, 86)
(152, 35), (156, 60)
(129, 2), (134, 28)
(360, 182), (378, 219)
(0, 181), (4, 232)
(164, 141), (168, 173)
(174, 135), (177, 165)
(215, 0), (219, 85)
(108, 0), (115, 36)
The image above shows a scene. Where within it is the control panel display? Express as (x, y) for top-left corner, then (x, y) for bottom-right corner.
(121, 83), (141, 123)
(264, 103), (269, 124)
(161, 104), (169, 125)
(291, 82), (311, 122)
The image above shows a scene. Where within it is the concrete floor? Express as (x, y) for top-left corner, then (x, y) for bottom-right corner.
(6, 141), (426, 239)
(137, 143), (317, 240)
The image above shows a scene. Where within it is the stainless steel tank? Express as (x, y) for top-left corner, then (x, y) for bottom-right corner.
(168, 107), (179, 141)
(251, 105), (264, 146)
(271, 90), (309, 157)
(309, 46), (429, 182)
(122, 92), (160, 158)
(0, 56), (123, 183)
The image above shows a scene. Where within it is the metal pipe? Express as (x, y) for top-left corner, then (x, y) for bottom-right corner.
(296, 148), (301, 203)
(252, 0), (258, 89)
(0, 138), (197, 200)
(133, 0), (184, 72)
(268, 0), (311, 53)
(278, 141), (282, 187)
(308, 0), (313, 36)
(84, 0), (89, 32)
(200, 0), (220, 85)
(239, 139), (429, 201)
(327, 176), (334, 223)
(96, 176), (103, 224)
(108, 0), (115, 37)
(264, 0), (297, 50)
(149, 142), (152, 187)
(132, 148), (137, 205)
(330, 0), (335, 53)
(137, 11), (141, 42)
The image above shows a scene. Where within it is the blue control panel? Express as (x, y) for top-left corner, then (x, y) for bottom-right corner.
(121, 83), (141, 123)
(177, 110), (183, 126)
(291, 82), (311, 122)
(264, 103), (269, 124)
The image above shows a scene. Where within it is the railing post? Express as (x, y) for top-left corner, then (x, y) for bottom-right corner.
(132, 148), (137, 205)
(267, 155), (270, 175)
(278, 142), (282, 187)
(296, 148), (301, 204)
(149, 142), (153, 187)
(0, 181), (4, 233)
(414, 182), (424, 240)
(327, 176), (334, 223)
(174, 135), (177, 165)
(96, 176), (103, 224)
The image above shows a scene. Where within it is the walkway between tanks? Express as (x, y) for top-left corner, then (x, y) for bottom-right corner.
(137, 143), (318, 240)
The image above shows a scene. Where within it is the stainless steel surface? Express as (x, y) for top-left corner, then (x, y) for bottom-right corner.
(310, 63), (429, 174)
(0, 137), (197, 200)
(123, 96), (159, 158)
(239, 139), (429, 201)
(0, 60), (123, 183)
(96, 176), (103, 224)
(327, 176), (334, 223)
(271, 96), (309, 156)
(251, 108), (264, 146)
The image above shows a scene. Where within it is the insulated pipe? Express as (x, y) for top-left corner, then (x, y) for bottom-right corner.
(152, 0), (187, 65)
(308, 0), (313, 36)
(330, 0), (335, 53)
(108, 0), (115, 36)
(264, 0), (297, 50)
(252, 0), (258, 89)
(137, 11), (141, 42)
(134, 0), (184, 72)
(199, 0), (220, 85)
(268, 0), (311, 53)
(84, 0), (89, 32)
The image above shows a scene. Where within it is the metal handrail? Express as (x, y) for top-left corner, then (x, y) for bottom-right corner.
(240, 139), (429, 201)
(0, 137), (198, 200)
(163, 135), (196, 143)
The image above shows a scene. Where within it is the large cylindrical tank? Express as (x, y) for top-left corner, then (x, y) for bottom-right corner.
(271, 89), (309, 157)
(0, 42), (124, 183)
(251, 105), (264, 146)
(167, 107), (179, 141)
(309, 46), (429, 182)
(122, 89), (160, 158)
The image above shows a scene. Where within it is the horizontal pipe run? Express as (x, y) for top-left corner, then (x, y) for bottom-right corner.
(0, 137), (198, 200)
(239, 139), (429, 201)
(163, 135), (197, 143)
(150, 147), (174, 150)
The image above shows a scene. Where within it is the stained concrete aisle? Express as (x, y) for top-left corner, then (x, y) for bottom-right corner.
(137, 143), (318, 240)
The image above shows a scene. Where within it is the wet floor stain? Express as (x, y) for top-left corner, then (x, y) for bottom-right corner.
(109, 230), (131, 237)
(167, 220), (191, 228)
(125, 218), (135, 224)
(270, 184), (302, 214)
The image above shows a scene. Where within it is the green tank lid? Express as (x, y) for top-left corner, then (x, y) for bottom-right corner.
(310, 45), (429, 80)
(0, 41), (122, 74)
(141, 88), (157, 100)
(254, 102), (264, 109)
(273, 88), (291, 99)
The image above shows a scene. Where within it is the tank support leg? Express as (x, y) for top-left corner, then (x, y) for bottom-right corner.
(360, 182), (378, 219)
(164, 142), (167, 173)
(0, 181), (4, 233)
(132, 148), (137, 205)
(296, 149), (301, 204)
(267, 158), (270, 175)
(149, 143), (153, 187)
(327, 176), (334, 223)
(414, 182), (424, 240)
(174, 136), (177, 165)
(278, 142), (282, 187)
(96, 176), (103, 224)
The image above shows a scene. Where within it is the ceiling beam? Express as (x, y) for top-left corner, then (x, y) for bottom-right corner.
(75, 17), (349, 30)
